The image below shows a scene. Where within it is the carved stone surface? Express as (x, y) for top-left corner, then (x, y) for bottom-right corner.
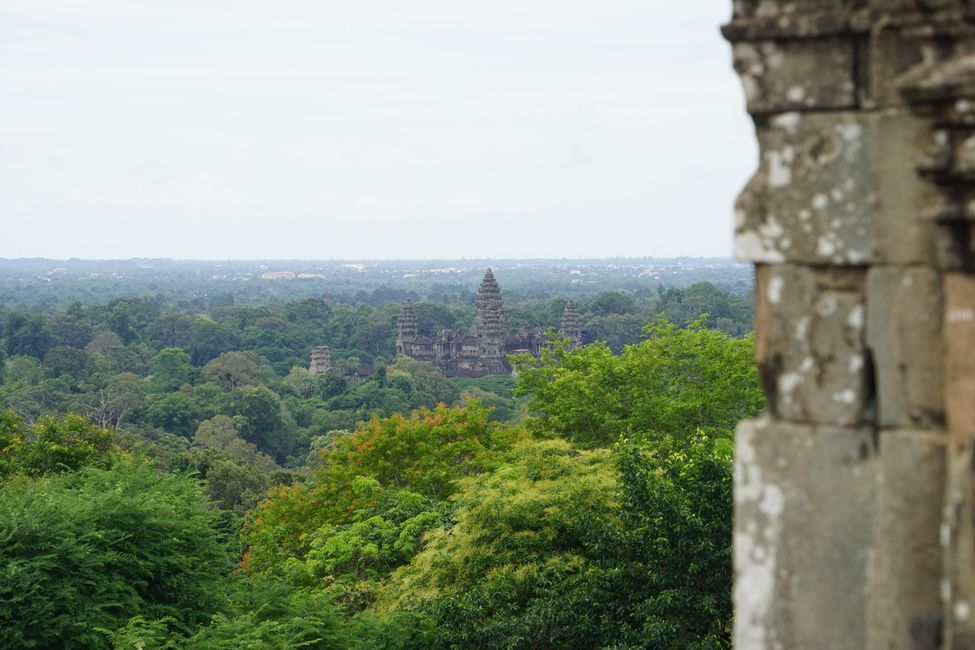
(945, 273), (975, 438)
(866, 266), (944, 428)
(735, 417), (876, 650)
(736, 110), (938, 265)
(735, 112), (872, 265)
(724, 2), (975, 647)
(755, 264), (868, 426)
(731, 39), (855, 115)
(942, 441), (975, 646)
(867, 430), (946, 650)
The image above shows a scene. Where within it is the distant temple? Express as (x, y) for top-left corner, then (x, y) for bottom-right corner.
(308, 345), (332, 374)
(395, 268), (583, 376)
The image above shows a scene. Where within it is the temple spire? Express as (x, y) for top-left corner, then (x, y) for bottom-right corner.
(309, 345), (332, 373)
(396, 299), (418, 357)
(470, 268), (506, 339)
(560, 301), (583, 349)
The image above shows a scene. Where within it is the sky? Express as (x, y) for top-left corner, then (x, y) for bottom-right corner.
(0, 1), (756, 260)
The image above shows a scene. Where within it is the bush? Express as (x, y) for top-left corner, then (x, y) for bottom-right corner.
(0, 459), (231, 648)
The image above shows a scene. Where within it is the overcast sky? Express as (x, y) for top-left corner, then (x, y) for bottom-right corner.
(0, 1), (755, 260)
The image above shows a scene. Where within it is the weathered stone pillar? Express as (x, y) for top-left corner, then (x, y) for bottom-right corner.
(722, 3), (975, 648)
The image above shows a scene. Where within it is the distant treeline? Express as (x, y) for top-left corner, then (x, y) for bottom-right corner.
(0, 258), (753, 310)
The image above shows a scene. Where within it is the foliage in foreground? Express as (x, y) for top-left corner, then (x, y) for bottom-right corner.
(375, 436), (732, 649)
(0, 411), (115, 477)
(241, 401), (517, 575)
(0, 459), (230, 649)
(0, 312), (762, 648)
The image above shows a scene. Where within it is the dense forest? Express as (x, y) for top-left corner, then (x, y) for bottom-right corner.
(0, 265), (760, 649)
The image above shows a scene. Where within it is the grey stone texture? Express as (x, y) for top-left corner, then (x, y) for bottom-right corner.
(866, 266), (944, 428)
(735, 418), (876, 650)
(943, 442), (975, 647)
(731, 39), (855, 115)
(724, 1), (975, 647)
(736, 420), (947, 650)
(735, 110), (939, 266)
(754, 264), (869, 426)
(868, 430), (946, 649)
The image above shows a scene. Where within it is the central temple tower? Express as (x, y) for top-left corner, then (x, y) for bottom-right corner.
(469, 268), (509, 374)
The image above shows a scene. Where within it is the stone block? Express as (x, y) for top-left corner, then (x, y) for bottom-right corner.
(942, 442), (975, 646)
(866, 267), (944, 428)
(736, 109), (939, 265)
(735, 417), (876, 650)
(867, 430), (946, 650)
(945, 273), (975, 439)
(867, 0), (969, 14)
(731, 0), (847, 20)
(732, 38), (855, 115)
(863, 28), (935, 108)
(871, 112), (942, 264)
(755, 265), (868, 426)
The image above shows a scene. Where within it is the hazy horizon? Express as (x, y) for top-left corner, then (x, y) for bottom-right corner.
(0, 254), (741, 262)
(2, 2), (755, 260)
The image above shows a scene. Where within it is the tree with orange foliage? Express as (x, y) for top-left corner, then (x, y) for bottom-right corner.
(241, 401), (523, 580)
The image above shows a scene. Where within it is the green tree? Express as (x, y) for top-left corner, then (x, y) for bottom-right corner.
(204, 456), (274, 515)
(204, 351), (263, 391)
(11, 413), (115, 476)
(152, 347), (198, 391)
(378, 439), (618, 649)
(589, 290), (636, 316)
(513, 317), (765, 446)
(3, 312), (54, 359)
(188, 319), (239, 366)
(0, 410), (26, 476)
(242, 402), (518, 575)
(380, 436), (734, 650)
(42, 345), (93, 382)
(48, 313), (94, 349)
(656, 282), (754, 336)
(411, 302), (458, 336)
(0, 459), (230, 648)
(282, 477), (445, 606)
(146, 311), (197, 349)
(108, 302), (138, 344)
(281, 366), (318, 399)
(83, 372), (146, 430)
(195, 414), (244, 450)
(222, 386), (295, 462)
(353, 309), (396, 357)
(582, 313), (647, 352)
(610, 436), (734, 647)
(145, 392), (205, 438)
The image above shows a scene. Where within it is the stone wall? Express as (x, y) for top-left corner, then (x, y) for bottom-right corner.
(723, 2), (975, 648)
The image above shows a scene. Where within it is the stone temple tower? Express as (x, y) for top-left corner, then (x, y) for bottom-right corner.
(396, 299), (418, 358)
(559, 301), (583, 349)
(309, 346), (332, 374)
(470, 268), (509, 374)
